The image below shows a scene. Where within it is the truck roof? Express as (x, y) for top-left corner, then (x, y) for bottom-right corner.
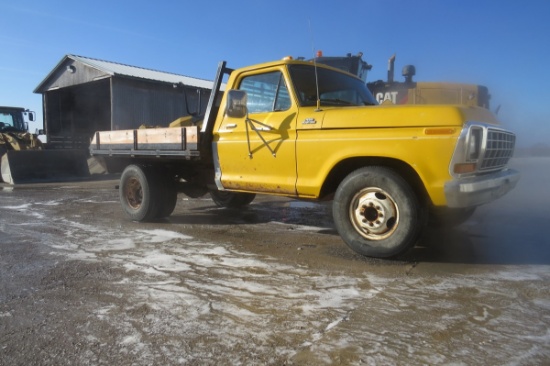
(234, 58), (361, 79)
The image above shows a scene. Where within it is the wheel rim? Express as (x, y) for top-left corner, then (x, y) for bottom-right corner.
(349, 187), (399, 240)
(124, 177), (143, 210)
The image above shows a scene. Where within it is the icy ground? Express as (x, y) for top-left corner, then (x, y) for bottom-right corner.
(1, 158), (549, 365)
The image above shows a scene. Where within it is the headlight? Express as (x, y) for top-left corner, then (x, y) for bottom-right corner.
(467, 127), (483, 161)
(450, 123), (486, 176)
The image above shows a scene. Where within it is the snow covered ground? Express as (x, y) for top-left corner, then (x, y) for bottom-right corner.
(1, 158), (549, 365)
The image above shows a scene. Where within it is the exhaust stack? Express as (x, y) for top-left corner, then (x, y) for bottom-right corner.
(387, 54), (396, 83)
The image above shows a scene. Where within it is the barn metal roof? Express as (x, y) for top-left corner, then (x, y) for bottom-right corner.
(34, 54), (216, 93)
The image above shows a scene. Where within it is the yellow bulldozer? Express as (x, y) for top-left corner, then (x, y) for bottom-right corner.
(313, 52), (491, 109)
(0, 106), (41, 147)
(0, 106), (89, 184)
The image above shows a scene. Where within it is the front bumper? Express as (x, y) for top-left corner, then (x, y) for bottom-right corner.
(444, 168), (520, 208)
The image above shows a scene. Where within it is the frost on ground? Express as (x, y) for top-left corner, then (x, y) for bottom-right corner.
(0, 190), (549, 365)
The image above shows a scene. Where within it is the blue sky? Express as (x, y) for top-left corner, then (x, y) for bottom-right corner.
(1, 0), (549, 147)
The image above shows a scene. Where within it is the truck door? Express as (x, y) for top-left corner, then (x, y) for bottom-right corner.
(215, 70), (298, 195)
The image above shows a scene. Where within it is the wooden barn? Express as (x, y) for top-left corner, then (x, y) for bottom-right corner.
(34, 55), (215, 150)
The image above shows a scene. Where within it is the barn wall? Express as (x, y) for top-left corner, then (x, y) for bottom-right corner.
(111, 78), (210, 130)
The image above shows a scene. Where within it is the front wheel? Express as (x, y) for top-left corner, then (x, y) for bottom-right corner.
(333, 166), (426, 258)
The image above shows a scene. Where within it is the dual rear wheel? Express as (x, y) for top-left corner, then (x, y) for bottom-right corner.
(119, 165), (256, 222)
(119, 165), (177, 222)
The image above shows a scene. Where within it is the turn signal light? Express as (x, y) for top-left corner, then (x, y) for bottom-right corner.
(453, 163), (477, 174)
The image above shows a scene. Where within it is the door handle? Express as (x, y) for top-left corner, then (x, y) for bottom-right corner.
(253, 126), (273, 131)
(226, 123), (237, 129)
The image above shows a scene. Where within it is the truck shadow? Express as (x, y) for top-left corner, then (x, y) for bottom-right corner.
(168, 198), (337, 232)
(403, 225), (550, 265)
(165, 197), (550, 266)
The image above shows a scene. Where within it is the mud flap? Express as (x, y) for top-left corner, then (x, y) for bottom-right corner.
(1, 150), (90, 184)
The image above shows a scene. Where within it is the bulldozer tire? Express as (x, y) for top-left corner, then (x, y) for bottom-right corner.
(119, 165), (161, 222)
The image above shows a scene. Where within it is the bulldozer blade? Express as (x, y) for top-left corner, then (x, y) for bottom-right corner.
(1, 150), (90, 184)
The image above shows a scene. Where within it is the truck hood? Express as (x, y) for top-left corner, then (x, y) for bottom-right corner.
(319, 104), (499, 129)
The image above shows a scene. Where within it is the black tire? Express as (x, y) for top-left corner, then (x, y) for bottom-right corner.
(209, 190), (256, 208)
(119, 165), (162, 222)
(157, 178), (178, 219)
(333, 166), (426, 258)
(429, 207), (476, 228)
(0, 148), (6, 183)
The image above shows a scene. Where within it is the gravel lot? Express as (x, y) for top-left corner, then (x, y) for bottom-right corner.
(1, 158), (549, 365)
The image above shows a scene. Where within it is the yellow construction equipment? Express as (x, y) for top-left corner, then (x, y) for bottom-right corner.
(0, 106), (89, 184)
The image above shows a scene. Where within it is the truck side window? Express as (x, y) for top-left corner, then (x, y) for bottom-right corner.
(239, 72), (291, 113)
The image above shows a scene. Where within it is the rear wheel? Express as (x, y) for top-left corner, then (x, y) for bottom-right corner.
(209, 190), (256, 208)
(333, 166), (426, 258)
(119, 165), (161, 222)
(157, 177), (178, 219)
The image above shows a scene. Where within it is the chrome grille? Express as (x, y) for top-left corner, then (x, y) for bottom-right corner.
(479, 129), (516, 171)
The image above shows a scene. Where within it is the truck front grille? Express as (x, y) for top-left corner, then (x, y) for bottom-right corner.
(479, 129), (516, 171)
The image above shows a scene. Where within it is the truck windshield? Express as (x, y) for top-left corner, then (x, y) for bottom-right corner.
(0, 110), (24, 131)
(288, 64), (377, 107)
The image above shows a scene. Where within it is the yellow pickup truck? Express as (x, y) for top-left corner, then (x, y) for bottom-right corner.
(90, 58), (519, 258)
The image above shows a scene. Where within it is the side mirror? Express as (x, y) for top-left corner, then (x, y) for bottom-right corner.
(225, 90), (248, 118)
(24, 111), (35, 122)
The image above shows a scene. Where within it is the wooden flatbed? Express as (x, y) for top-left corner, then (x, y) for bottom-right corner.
(89, 126), (200, 158)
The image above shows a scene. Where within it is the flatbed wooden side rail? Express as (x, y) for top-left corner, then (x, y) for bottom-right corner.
(90, 126), (200, 158)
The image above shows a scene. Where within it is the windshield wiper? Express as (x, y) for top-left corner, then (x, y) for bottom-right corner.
(319, 98), (355, 106)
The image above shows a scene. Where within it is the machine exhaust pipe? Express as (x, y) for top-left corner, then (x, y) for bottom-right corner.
(387, 54), (396, 83)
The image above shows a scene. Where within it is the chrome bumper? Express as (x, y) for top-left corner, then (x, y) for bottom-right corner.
(444, 169), (520, 208)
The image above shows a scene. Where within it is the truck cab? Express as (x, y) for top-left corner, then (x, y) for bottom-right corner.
(213, 60), (377, 196)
